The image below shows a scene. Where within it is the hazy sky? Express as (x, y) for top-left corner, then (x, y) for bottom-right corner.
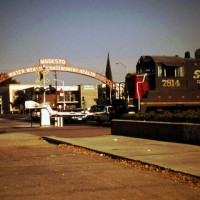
(0, 0), (199, 85)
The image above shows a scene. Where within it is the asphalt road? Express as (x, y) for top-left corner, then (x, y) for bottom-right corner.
(0, 115), (200, 200)
(0, 114), (111, 138)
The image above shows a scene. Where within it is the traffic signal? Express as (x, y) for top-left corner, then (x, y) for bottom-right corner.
(49, 84), (52, 92)
(35, 86), (56, 95)
(51, 86), (56, 94)
(34, 87), (44, 94)
(47, 84), (56, 94)
(35, 87), (41, 94)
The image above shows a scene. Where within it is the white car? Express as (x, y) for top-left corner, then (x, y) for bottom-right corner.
(63, 108), (86, 123)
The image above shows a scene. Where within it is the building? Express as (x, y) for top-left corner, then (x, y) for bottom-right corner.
(79, 84), (98, 109)
(0, 87), (9, 114)
(0, 84), (98, 113)
(9, 84), (40, 113)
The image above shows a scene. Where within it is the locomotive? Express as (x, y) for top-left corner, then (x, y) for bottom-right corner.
(125, 51), (200, 112)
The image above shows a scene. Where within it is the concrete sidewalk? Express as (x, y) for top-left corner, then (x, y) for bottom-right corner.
(43, 135), (200, 177)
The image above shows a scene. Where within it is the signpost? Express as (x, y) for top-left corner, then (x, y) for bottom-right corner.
(36, 59), (66, 104)
(35, 66), (50, 103)
(0, 58), (115, 89)
(54, 79), (65, 110)
(35, 67), (50, 84)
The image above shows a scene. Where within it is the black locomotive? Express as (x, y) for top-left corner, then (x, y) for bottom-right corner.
(125, 50), (200, 112)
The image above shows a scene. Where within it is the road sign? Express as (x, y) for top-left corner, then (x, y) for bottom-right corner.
(35, 67), (50, 84)
(60, 88), (64, 96)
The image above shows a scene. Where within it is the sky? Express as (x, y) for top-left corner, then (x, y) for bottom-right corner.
(0, 0), (200, 85)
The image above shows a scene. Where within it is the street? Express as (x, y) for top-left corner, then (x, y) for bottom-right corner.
(0, 116), (200, 200)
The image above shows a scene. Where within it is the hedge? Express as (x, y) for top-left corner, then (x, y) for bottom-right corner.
(120, 111), (200, 124)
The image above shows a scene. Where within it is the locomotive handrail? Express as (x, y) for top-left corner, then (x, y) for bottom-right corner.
(136, 73), (147, 111)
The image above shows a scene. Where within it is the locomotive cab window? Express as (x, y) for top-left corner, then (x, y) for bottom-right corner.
(137, 64), (155, 74)
(158, 65), (184, 77)
(136, 57), (156, 74)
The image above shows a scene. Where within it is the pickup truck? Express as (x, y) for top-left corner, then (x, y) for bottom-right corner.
(93, 105), (112, 125)
(86, 100), (128, 125)
(86, 105), (112, 124)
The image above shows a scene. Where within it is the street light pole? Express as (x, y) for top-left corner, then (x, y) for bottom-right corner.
(53, 79), (65, 110)
(116, 62), (128, 75)
(42, 66), (46, 103)
(116, 62), (129, 100)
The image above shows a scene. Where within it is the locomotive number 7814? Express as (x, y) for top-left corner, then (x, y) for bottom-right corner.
(162, 79), (181, 87)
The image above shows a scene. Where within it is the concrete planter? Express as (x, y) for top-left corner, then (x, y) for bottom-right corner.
(111, 120), (200, 145)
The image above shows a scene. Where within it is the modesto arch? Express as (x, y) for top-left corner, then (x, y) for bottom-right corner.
(0, 58), (115, 88)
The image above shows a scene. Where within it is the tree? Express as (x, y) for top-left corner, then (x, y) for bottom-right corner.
(95, 86), (107, 105)
(0, 74), (20, 87)
(12, 90), (28, 113)
(105, 53), (113, 105)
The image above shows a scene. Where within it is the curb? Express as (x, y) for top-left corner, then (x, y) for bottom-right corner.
(42, 136), (200, 179)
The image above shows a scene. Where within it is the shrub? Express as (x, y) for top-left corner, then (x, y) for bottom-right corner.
(120, 111), (200, 124)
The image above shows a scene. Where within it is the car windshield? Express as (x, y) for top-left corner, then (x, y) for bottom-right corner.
(90, 105), (105, 112)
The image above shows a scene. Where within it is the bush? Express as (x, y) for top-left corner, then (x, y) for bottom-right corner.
(120, 110), (200, 124)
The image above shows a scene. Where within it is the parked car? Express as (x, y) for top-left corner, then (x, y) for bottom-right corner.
(63, 108), (86, 123)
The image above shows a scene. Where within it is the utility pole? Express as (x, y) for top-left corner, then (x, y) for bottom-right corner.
(54, 71), (58, 107)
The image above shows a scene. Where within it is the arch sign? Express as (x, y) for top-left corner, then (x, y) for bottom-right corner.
(0, 58), (115, 89)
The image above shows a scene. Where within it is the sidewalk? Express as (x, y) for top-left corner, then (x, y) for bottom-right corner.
(1, 115), (200, 178)
(43, 135), (200, 177)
